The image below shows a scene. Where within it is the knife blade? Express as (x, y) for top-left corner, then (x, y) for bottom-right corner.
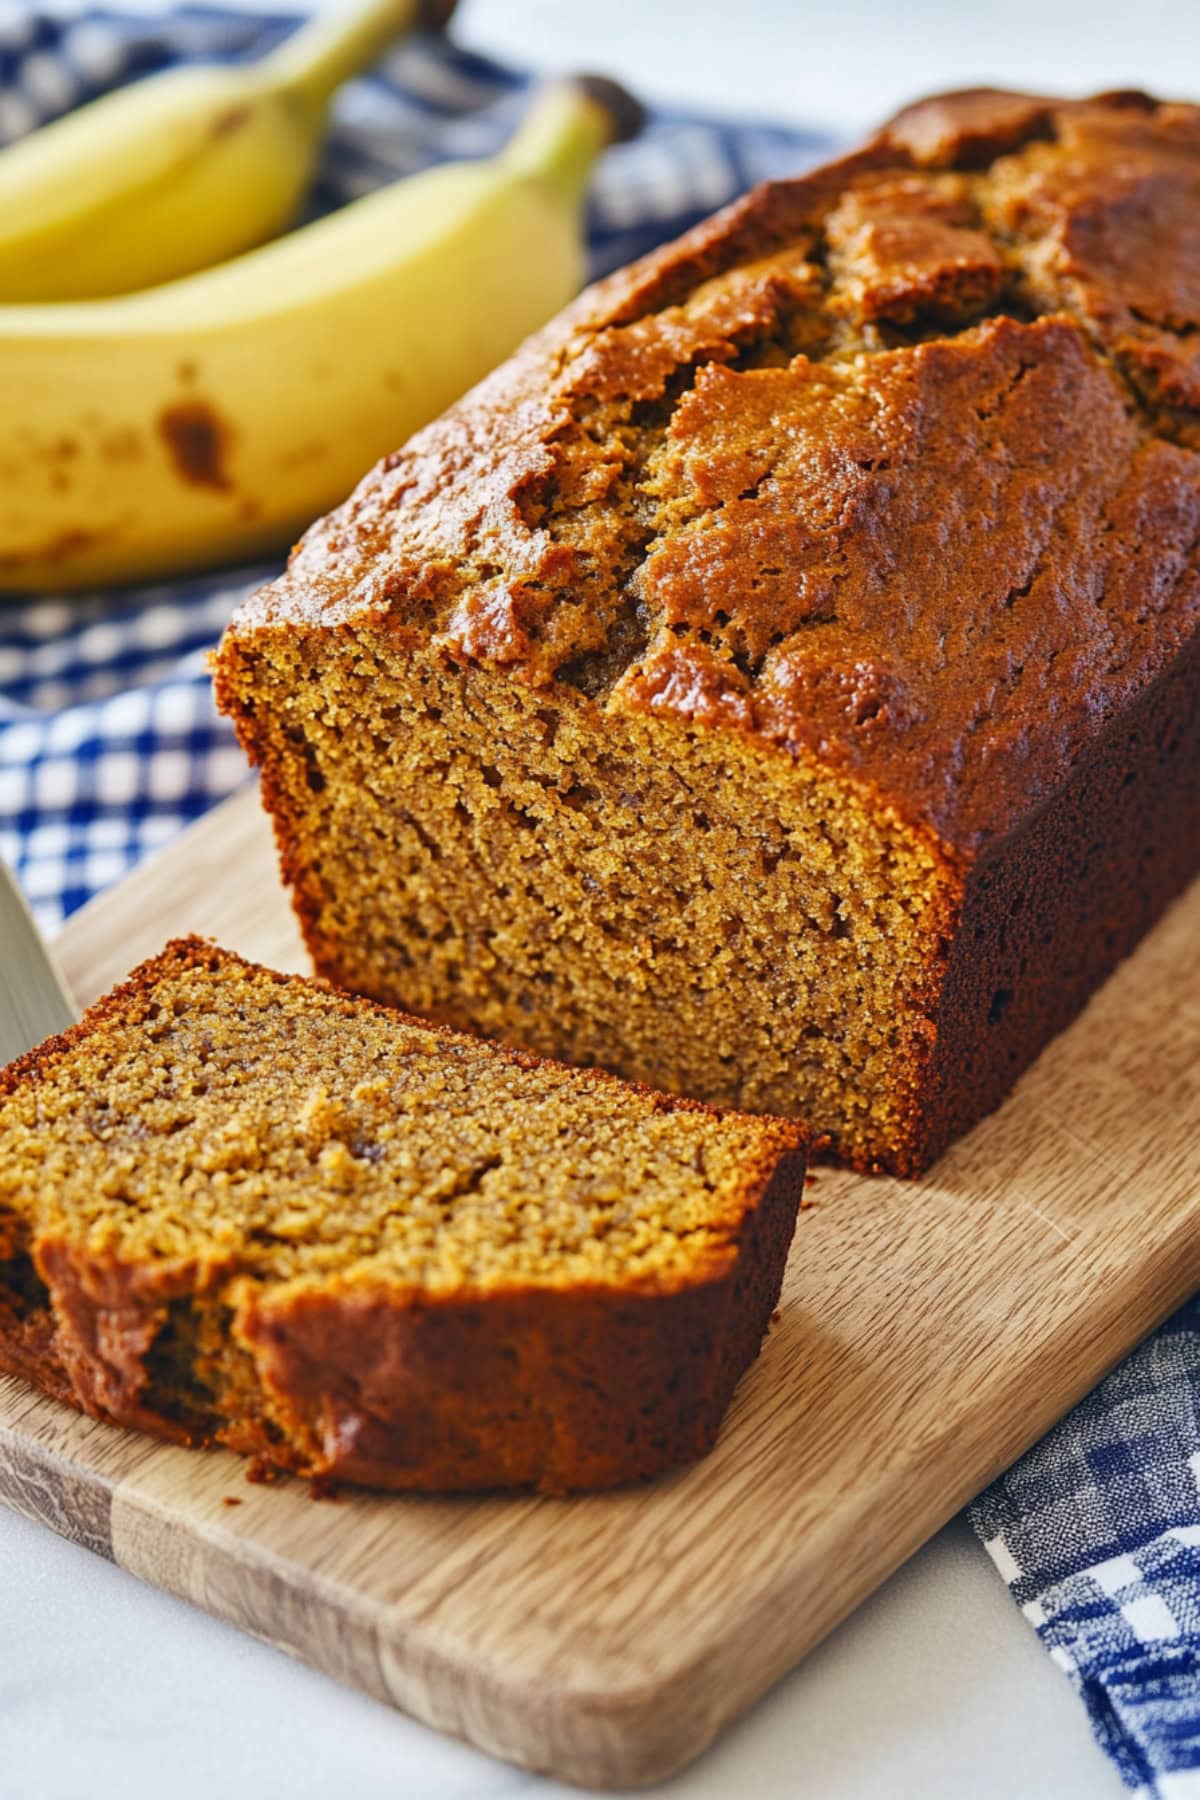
(0, 858), (78, 1068)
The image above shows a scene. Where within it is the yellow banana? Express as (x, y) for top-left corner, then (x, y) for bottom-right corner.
(0, 80), (633, 592)
(0, 0), (452, 301)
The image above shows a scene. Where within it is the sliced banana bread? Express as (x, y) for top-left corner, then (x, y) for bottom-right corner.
(0, 938), (805, 1493)
(215, 87), (1200, 1174)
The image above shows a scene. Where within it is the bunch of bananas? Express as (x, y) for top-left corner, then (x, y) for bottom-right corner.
(0, 1), (634, 590)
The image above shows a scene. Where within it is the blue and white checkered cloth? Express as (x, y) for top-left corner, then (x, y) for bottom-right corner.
(2, 12), (1199, 1793)
(972, 1299), (1200, 1798)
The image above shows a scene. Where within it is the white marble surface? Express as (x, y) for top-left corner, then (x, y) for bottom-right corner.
(6, 2), (1200, 1795)
(1, 1504), (1123, 1800)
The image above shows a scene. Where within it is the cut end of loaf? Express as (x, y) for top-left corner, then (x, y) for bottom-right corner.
(217, 632), (956, 1174)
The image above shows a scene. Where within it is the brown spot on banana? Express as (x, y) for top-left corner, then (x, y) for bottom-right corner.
(0, 527), (112, 572)
(157, 401), (233, 491)
(31, 437), (78, 464)
(210, 105), (252, 143)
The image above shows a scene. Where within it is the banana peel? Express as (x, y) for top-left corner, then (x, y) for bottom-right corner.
(0, 0), (456, 302)
(0, 79), (639, 593)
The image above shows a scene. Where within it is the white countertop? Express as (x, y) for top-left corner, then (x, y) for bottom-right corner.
(6, 2), (1200, 1794)
(2, 1505), (1121, 1800)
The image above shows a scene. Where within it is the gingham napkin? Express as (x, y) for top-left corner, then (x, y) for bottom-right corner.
(1, 13), (1199, 1794)
(971, 1299), (1200, 1798)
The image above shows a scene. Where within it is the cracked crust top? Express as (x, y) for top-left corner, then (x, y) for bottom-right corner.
(224, 87), (1200, 857)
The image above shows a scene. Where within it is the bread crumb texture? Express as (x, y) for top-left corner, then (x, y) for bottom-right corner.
(217, 89), (1200, 1174)
(0, 940), (805, 1491)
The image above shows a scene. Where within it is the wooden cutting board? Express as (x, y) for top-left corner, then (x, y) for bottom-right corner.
(2, 780), (1199, 1789)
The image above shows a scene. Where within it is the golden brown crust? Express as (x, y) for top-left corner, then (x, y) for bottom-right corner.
(220, 86), (1200, 858)
(0, 940), (806, 1492)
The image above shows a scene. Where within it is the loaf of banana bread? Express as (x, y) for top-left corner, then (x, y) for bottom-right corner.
(0, 939), (805, 1492)
(215, 87), (1200, 1174)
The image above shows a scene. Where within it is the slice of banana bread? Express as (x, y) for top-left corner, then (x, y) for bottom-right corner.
(0, 938), (805, 1493)
(215, 86), (1200, 1174)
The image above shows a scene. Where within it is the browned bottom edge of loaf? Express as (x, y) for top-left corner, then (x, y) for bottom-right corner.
(0, 1185), (802, 1496)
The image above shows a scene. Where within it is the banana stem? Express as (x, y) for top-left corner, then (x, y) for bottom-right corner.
(499, 83), (610, 217)
(267, 0), (422, 119)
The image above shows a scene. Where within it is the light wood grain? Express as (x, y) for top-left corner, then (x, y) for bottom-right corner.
(2, 779), (1199, 1788)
